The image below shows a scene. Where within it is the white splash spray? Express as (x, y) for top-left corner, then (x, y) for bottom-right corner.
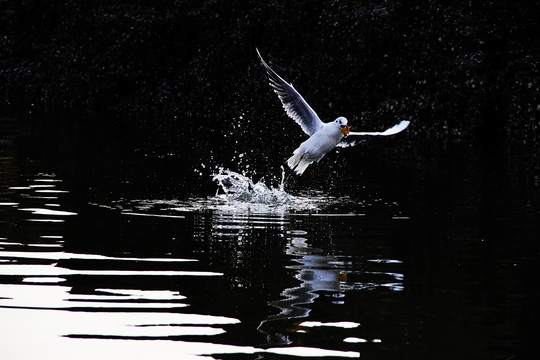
(212, 168), (294, 206)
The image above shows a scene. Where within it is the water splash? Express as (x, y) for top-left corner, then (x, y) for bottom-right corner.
(212, 167), (294, 206)
(106, 168), (351, 214)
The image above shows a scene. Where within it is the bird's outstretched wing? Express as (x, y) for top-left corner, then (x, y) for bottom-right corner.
(338, 120), (410, 148)
(257, 49), (324, 136)
(349, 120), (410, 136)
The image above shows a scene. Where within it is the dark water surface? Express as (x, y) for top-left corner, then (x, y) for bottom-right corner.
(1, 117), (538, 360)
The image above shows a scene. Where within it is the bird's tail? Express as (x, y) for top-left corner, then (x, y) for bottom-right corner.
(287, 150), (311, 175)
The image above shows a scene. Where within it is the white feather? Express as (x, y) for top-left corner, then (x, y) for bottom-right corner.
(257, 49), (324, 136)
(338, 120), (411, 148)
(348, 120), (410, 136)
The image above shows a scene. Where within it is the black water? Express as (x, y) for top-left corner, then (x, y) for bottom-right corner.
(1, 117), (538, 360)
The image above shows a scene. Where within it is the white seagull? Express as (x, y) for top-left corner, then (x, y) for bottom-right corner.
(257, 49), (410, 178)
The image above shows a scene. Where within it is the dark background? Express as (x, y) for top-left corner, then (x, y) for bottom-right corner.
(1, 0), (539, 200)
(1, 3), (540, 358)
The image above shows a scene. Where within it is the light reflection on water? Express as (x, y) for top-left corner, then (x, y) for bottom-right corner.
(0, 171), (412, 359)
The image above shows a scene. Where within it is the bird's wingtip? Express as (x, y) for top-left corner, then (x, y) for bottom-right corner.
(255, 47), (263, 59)
(389, 120), (410, 135)
(256, 48), (271, 69)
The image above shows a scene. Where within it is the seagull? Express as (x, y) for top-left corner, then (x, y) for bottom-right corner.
(257, 49), (410, 179)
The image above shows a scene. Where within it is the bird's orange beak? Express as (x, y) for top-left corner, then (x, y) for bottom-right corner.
(339, 125), (350, 137)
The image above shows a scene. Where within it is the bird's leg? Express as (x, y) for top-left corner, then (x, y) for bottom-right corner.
(308, 161), (318, 185)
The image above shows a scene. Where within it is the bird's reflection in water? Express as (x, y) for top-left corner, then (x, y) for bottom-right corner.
(258, 220), (348, 345)
(191, 211), (345, 345)
(191, 210), (402, 350)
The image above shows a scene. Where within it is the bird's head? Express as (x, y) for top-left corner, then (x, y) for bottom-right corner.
(335, 117), (350, 137)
